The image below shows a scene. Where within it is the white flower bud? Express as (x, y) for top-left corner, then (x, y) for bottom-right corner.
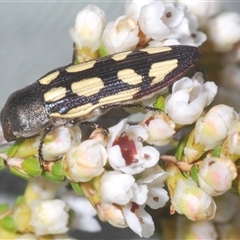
(207, 12), (240, 52)
(69, 5), (105, 51)
(102, 16), (139, 54)
(62, 139), (107, 182)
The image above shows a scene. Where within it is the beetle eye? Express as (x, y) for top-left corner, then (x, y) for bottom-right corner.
(1, 109), (16, 142)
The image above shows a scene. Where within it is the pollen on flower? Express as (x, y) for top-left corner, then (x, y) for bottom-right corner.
(112, 134), (137, 166)
(165, 11), (172, 18)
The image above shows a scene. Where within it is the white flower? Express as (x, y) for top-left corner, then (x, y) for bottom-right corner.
(107, 119), (160, 174)
(198, 157), (237, 196)
(137, 2), (206, 47)
(69, 5), (105, 51)
(125, 0), (157, 22)
(207, 12), (240, 52)
(62, 139), (107, 182)
(102, 16), (139, 54)
(61, 191), (101, 232)
(178, 12), (207, 46)
(148, 38), (181, 47)
(123, 203), (155, 238)
(213, 192), (239, 223)
(137, 165), (169, 209)
(177, 1), (222, 27)
(139, 2), (170, 41)
(175, 216), (218, 240)
(29, 199), (69, 235)
(39, 126), (81, 161)
(165, 72), (217, 125)
(139, 111), (175, 146)
(99, 170), (147, 205)
(220, 64), (240, 90)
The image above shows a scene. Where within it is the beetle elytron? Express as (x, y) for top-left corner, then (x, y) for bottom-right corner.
(1, 45), (201, 142)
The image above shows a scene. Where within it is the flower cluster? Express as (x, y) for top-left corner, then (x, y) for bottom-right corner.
(1, 1), (240, 239)
(69, 0), (207, 62)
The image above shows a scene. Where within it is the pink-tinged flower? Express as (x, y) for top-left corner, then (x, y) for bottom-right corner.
(99, 170), (147, 205)
(102, 16), (139, 54)
(69, 5), (105, 52)
(172, 177), (216, 221)
(107, 119), (160, 174)
(29, 199), (69, 235)
(123, 202), (155, 238)
(194, 105), (238, 150)
(165, 162), (216, 221)
(198, 157), (237, 196)
(175, 216), (217, 240)
(139, 111), (175, 146)
(96, 202), (127, 228)
(61, 139), (107, 182)
(40, 126), (81, 161)
(183, 104), (238, 163)
(61, 191), (101, 232)
(207, 12), (240, 52)
(166, 72), (217, 125)
(137, 165), (169, 209)
(222, 119), (240, 161)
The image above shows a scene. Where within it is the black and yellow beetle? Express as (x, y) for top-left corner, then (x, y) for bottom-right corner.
(1, 45), (201, 142)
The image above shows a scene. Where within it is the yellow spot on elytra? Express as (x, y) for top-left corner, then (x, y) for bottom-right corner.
(99, 88), (139, 105)
(50, 103), (94, 118)
(140, 46), (172, 54)
(149, 59), (178, 86)
(111, 51), (132, 61)
(66, 60), (96, 73)
(44, 87), (67, 102)
(117, 69), (142, 85)
(49, 88), (140, 119)
(39, 71), (60, 85)
(71, 77), (104, 97)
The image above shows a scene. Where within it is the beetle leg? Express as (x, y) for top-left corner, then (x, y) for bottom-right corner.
(38, 125), (53, 169)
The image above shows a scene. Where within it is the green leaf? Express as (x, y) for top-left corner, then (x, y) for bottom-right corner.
(42, 163), (65, 182)
(211, 145), (222, 157)
(99, 45), (109, 57)
(9, 166), (33, 180)
(175, 135), (188, 161)
(71, 182), (84, 196)
(190, 164), (199, 183)
(22, 158), (42, 177)
(0, 216), (16, 233)
(153, 95), (166, 111)
(52, 162), (65, 181)
(0, 156), (4, 170)
(0, 204), (9, 215)
(22, 158), (41, 176)
(7, 140), (23, 158)
(15, 196), (25, 207)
